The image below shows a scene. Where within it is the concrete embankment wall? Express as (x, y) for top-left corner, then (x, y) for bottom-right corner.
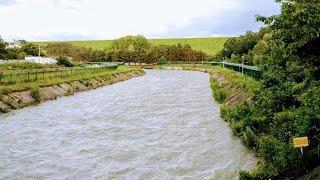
(0, 70), (145, 114)
(161, 66), (253, 106)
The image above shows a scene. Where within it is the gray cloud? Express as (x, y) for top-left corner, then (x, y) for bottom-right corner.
(0, 0), (15, 6)
(0, 0), (281, 41)
(155, 0), (281, 37)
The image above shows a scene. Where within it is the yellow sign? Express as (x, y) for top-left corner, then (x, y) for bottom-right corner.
(293, 137), (309, 148)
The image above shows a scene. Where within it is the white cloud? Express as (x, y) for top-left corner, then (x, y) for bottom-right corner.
(0, 0), (278, 41)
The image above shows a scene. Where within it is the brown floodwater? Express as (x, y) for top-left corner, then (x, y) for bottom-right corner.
(0, 70), (257, 179)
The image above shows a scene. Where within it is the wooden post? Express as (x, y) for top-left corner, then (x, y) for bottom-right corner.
(0, 72), (2, 84)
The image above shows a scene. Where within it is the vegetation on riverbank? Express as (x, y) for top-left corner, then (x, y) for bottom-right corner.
(0, 66), (143, 95)
(0, 62), (55, 71)
(158, 59), (320, 179)
(41, 35), (209, 64)
(0, 67), (144, 113)
(35, 37), (227, 55)
(0, 39), (43, 60)
(215, 1), (320, 179)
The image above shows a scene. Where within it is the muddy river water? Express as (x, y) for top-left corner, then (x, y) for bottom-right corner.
(0, 70), (257, 179)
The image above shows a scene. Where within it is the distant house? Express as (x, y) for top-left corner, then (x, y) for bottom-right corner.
(0, 60), (7, 64)
(25, 56), (57, 64)
(6, 41), (22, 49)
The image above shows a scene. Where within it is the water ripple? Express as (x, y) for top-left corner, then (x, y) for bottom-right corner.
(0, 70), (257, 179)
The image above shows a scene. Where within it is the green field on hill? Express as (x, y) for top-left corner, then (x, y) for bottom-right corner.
(36, 37), (228, 55)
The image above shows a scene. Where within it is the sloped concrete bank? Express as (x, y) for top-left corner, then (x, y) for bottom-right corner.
(0, 70), (145, 114)
(159, 66), (255, 106)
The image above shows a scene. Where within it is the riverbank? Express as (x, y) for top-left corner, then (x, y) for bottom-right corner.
(0, 67), (145, 114)
(0, 69), (257, 179)
(160, 65), (320, 179)
(157, 64), (259, 106)
(157, 64), (261, 175)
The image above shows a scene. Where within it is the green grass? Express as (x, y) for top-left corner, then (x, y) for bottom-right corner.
(0, 62), (56, 71)
(35, 37), (228, 55)
(0, 66), (143, 95)
(149, 37), (228, 55)
(156, 64), (260, 102)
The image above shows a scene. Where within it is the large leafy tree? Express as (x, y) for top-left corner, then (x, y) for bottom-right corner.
(237, 0), (320, 179)
(217, 29), (269, 64)
(0, 38), (7, 59)
(109, 35), (151, 52)
(108, 35), (151, 63)
(21, 43), (39, 56)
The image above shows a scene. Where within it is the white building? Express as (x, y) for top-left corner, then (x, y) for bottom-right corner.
(6, 41), (22, 49)
(25, 56), (57, 64)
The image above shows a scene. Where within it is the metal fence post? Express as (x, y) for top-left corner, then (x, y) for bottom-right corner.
(0, 72), (2, 84)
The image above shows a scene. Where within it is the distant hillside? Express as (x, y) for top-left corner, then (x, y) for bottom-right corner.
(35, 37), (228, 55)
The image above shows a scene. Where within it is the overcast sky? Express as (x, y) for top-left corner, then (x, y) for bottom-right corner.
(0, 0), (280, 41)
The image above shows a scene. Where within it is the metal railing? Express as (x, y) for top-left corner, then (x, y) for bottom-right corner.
(219, 62), (262, 80)
(166, 61), (262, 80)
(0, 65), (118, 85)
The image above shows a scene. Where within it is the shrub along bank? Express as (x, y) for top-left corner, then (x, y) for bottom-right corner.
(163, 63), (319, 179)
(213, 0), (320, 179)
(0, 66), (145, 113)
(159, 64), (313, 178)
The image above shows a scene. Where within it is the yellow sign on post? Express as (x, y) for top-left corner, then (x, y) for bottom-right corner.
(293, 137), (309, 154)
(293, 137), (309, 148)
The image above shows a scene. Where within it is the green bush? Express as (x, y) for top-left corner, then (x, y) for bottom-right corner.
(17, 52), (26, 59)
(157, 56), (168, 65)
(30, 87), (41, 101)
(215, 1), (320, 179)
(57, 56), (73, 67)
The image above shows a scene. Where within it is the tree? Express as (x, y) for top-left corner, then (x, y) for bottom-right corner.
(57, 56), (73, 67)
(217, 29), (270, 64)
(46, 42), (74, 57)
(108, 35), (151, 64)
(21, 43), (40, 56)
(46, 42), (107, 62)
(109, 35), (151, 52)
(233, 0), (320, 179)
(0, 38), (7, 59)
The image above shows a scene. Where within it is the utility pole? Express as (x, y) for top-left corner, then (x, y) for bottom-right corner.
(201, 50), (204, 64)
(38, 45), (41, 63)
(241, 55), (244, 77)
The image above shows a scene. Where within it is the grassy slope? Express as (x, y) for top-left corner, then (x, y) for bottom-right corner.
(35, 37), (228, 55)
(0, 66), (143, 94)
(157, 64), (259, 105)
(157, 64), (260, 174)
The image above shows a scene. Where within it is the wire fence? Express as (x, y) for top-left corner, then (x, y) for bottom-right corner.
(0, 65), (118, 85)
(219, 62), (262, 80)
(0, 60), (261, 85)
(166, 61), (262, 80)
